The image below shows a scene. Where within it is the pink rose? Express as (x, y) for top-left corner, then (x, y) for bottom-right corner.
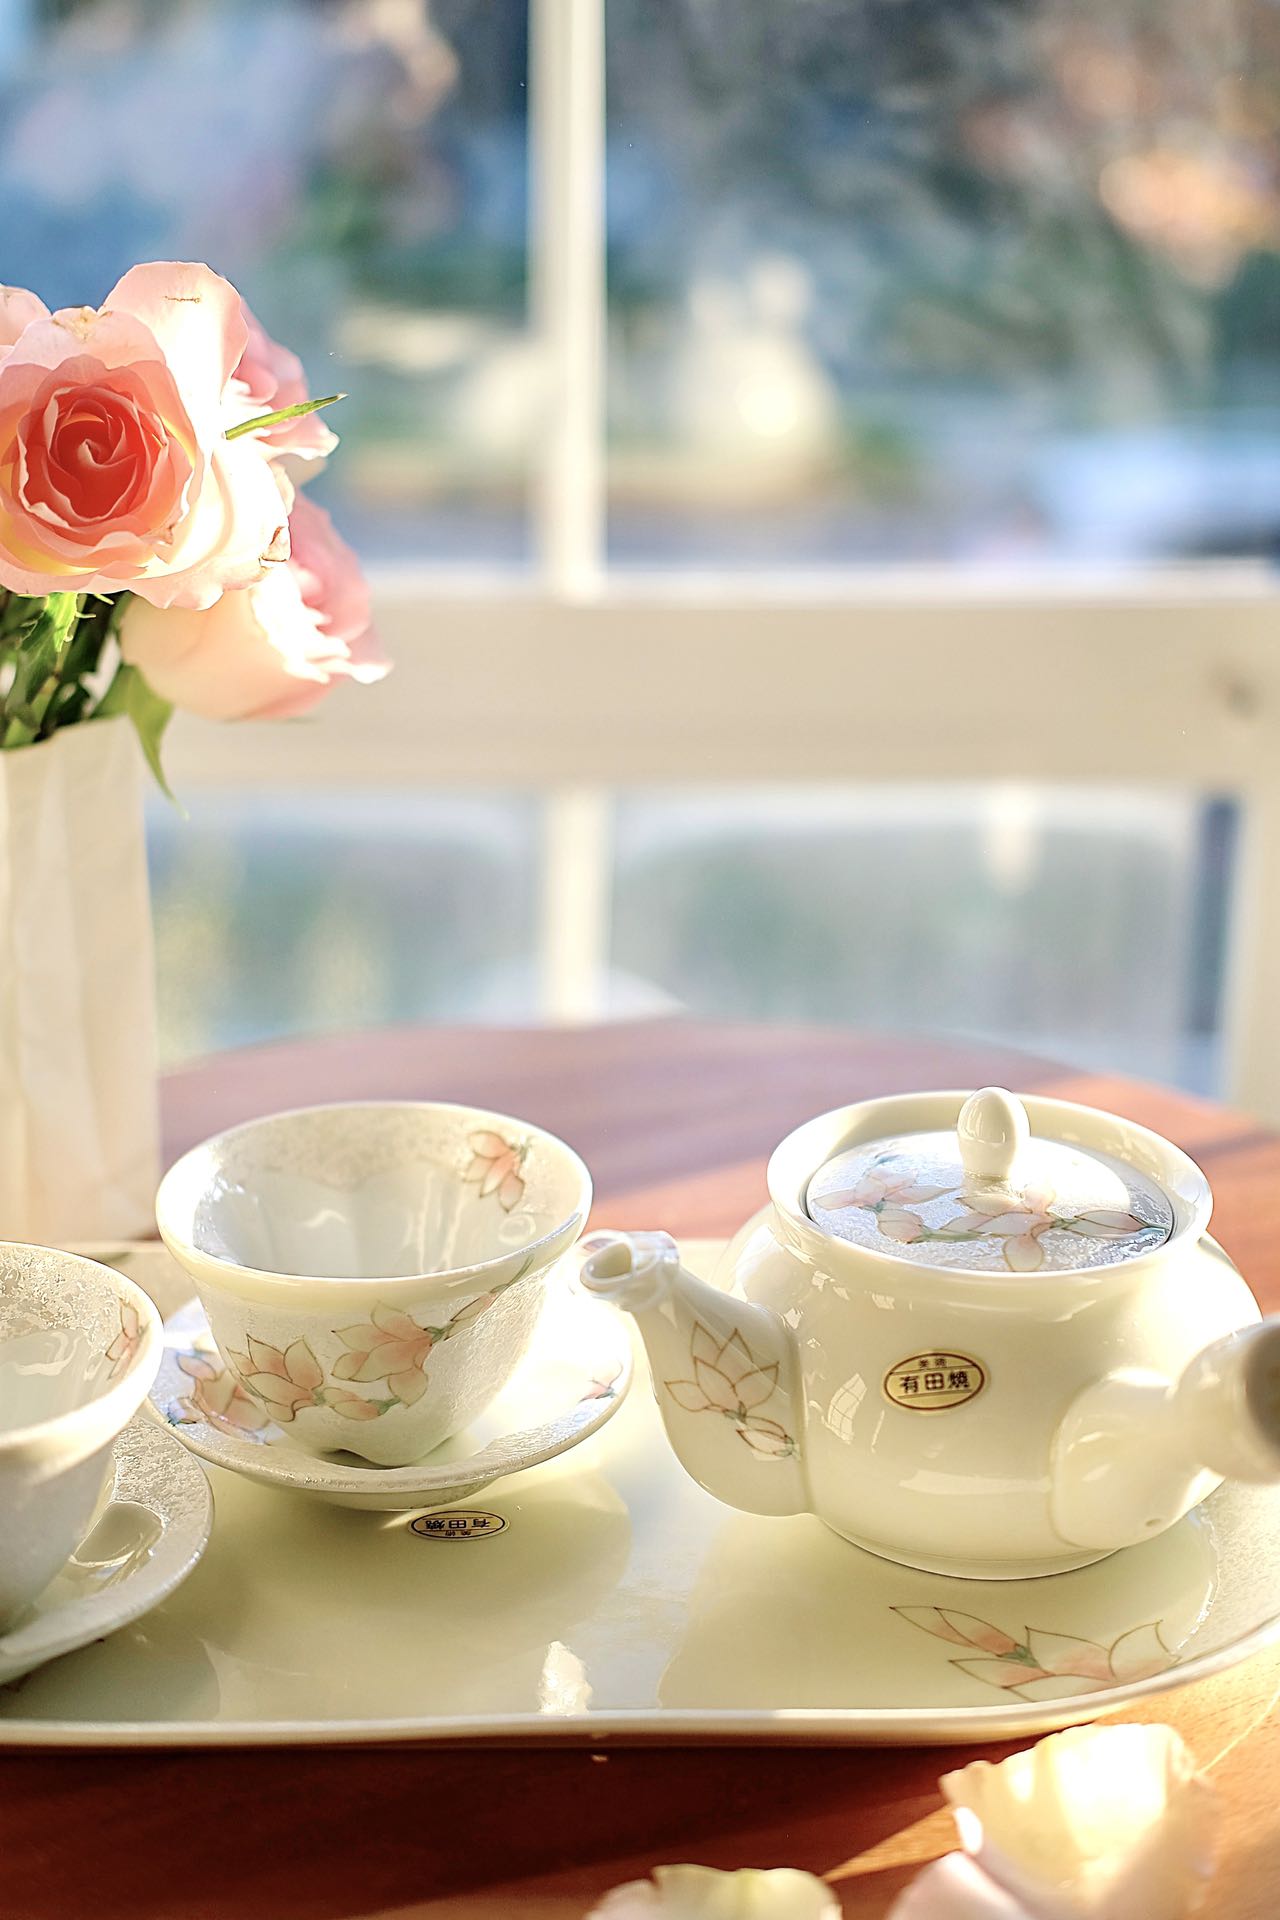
(0, 261), (288, 609)
(0, 285), (48, 361)
(119, 491), (387, 720)
(229, 304), (338, 466)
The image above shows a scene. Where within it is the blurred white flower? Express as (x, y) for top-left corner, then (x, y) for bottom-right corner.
(888, 1852), (1033, 1917)
(587, 1864), (839, 1920)
(887, 1723), (1216, 1920)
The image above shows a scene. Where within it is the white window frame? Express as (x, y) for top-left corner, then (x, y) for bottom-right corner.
(164, 0), (1280, 1123)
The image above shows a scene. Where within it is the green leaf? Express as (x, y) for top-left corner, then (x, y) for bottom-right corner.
(16, 592), (78, 680)
(3, 592), (83, 739)
(225, 393), (345, 441)
(97, 664), (176, 802)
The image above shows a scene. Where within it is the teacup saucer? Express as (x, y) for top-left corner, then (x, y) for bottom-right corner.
(148, 1284), (633, 1510)
(0, 1417), (212, 1688)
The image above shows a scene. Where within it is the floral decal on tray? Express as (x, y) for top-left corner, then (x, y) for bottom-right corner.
(103, 1300), (144, 1381)
(824, 1151), (1156, 1272)
(664, 1321), (798, 1458)
(893, 1605), (1175, 1697)
(463, 1130), (529, 1212)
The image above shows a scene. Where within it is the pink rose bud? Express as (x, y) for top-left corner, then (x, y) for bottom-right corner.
(0, 285), (49, 362)
(229, 303), (339, 466)
(119, 492), (388, 720)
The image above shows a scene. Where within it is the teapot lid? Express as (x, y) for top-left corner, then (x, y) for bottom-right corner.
(805, 1087), (1174, 1274)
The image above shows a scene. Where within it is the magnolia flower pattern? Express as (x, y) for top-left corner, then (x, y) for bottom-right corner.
(664, 1321), (797, 1457)
(894, 1605), (1175, 1698)
(583, 1364), (624, 1403)
(332, 1304), (436, 1405)
(463, 1129), (528, 1212)
(225, 1334), (382, 1423)
(819, 1159), (956, 1245)
(175, 1349), (272, 1441)
(103, 1300), (143, 1381)
(828, 1151), (1155, 1272)
(190, 1269), (524, 1432)
(944, 1185), (1152, 1273)
(331, 1290), (497, 1405)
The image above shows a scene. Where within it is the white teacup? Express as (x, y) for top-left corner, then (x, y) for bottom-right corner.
(155, 1101), (594, 1467)
(0, 1244), (162, 1628)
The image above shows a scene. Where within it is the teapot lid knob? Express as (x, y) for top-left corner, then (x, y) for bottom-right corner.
(957, 1087), (1029, 1184)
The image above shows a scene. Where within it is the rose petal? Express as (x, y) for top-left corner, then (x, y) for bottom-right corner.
(941, 1724), (1218, 1920)
(0, 286), (49, 354)
(589, 1864), (840, 1919)
(886, 1853), (1033, 1919)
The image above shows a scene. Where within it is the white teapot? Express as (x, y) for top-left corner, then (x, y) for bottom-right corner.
(582, 1088), (1280, 1578)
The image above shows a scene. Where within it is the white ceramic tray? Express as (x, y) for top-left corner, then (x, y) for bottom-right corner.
(4, 1240), (1280, 1749)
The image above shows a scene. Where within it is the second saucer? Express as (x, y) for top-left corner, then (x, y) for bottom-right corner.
(147, 1279), (632, 1510)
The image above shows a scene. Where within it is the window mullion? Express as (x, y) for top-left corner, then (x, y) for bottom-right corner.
(529, 0), (607, 598)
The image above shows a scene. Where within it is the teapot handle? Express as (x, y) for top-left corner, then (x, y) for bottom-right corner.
(1054, 1316), (1280, 1551)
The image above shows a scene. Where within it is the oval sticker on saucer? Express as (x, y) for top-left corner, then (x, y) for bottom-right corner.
(884, 1352), (986, 1411)
(410, 1510), (508, 1541)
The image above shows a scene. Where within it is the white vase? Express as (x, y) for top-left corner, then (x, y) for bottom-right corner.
(0, 714), (159, 1241)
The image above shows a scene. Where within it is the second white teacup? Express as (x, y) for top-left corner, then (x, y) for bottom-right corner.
(155, 1101), (593, 1467)
(1, 1244), (162, 1628)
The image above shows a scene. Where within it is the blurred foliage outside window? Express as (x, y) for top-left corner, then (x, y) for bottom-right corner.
(3, 0), (1259, 1085)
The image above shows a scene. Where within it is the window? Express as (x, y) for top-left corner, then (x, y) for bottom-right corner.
(11, 1), (1280, 1113)
(1, 0), (535, 563)
(605, 0), (1280, 568)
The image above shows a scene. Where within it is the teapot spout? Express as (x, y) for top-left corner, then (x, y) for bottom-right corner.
(580, 1231), (808, 1517)
(1053, 1317), (1280, 1553)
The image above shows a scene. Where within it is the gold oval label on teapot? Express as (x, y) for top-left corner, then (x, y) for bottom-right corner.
(884, 1351), (986, 1411)
(409, 1510), (508, 1541)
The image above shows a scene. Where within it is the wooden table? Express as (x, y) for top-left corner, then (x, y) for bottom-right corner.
(6, 1020), (1280, 1920)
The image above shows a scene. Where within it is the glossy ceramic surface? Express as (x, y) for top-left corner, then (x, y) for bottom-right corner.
(147, 1289), (632, 1510)
(3, 1240), (1280, 1749)
(155, 1101), (593, 1466)
(0, 1243), (162, 1626)
(584, 1092), (1280, 1577)
(0, 1415), (212, 1687)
